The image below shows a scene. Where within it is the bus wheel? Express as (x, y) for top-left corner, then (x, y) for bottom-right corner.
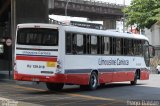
(88, 72), (98, 90)
(130, 73), (137, 85)
(46, 83), (64, 91)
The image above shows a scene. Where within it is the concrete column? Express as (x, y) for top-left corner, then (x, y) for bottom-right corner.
(103, 19), (116, 29)
(10, 0), (49, 73)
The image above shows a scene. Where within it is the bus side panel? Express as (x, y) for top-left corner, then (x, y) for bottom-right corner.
(127, 71), (135, 81)
(99, 72), (113, 83)
(99, 72), (135, 84)
(65, 74), (90, 85)
(112, 71), (135, 82)
(140, 70), (149, 80)
(112, 72), (126, 82)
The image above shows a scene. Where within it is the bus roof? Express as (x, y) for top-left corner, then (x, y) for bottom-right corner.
(17, 23), (149, 41)
(17, 23), (58, 29)
(62, 25), (149, 41)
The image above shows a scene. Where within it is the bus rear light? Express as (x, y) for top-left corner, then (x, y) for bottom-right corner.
(57, 60), (62, 68)
(14, 62), (17, 70)
(14, 71), (18, 75)
(57, 65), (61, 69)
(56, 60), (62, 73)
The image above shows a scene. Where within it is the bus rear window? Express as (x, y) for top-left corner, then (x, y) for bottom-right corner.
(17, 28), (58, 46)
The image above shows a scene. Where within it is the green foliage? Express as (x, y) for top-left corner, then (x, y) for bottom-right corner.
(123, 0), (160, 29)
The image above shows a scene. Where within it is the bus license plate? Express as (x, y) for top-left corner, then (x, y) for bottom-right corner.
(47, 62), (56, 67)
(32, 78), (39, 81)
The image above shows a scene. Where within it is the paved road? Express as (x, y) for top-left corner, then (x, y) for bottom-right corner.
(0, 74), (160, 106)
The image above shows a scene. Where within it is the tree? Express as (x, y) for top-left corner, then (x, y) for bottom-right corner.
(123, 0), (160, 29)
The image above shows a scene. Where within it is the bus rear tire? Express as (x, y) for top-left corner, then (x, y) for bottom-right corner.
(88, 71), (98, 90)
(46, 83), (64, 91)
(130, 73), (137, 85)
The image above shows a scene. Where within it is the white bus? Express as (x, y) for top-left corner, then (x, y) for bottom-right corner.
(14, 23), (154, 90)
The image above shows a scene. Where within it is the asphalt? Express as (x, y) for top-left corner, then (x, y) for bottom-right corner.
(0, 72), (43, 106)
(1, 71), (160, 106)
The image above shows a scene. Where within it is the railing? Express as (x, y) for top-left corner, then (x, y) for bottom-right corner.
(50, 0), (124, 9)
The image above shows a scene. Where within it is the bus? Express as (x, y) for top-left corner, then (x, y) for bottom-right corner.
(14, 23), (155, 90)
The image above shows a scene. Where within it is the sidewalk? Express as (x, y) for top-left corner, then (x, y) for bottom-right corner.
(0, 72), (43, 106)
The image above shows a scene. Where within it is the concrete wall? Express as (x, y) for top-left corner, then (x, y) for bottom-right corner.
(103, 19), (116, 29)
(16, 0), (49, 24)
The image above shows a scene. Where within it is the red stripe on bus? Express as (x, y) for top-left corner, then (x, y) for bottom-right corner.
(16, 55), (57, 61)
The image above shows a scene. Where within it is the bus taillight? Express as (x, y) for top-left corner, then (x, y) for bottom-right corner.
(56, 60), (62, 73)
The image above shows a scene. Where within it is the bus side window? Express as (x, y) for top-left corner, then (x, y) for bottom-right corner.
(83, 35), (91, 54)
(121, 38), (124, 55)
(112, 38), (116, 55)
(65, 32), (78, 54)
(116, 38), (121, 55)
(66, 33), (72, 54)
(104, 37), (110, 55)
(97, 36), (102, 54)
(134, 40), (142, 56)
(139, 40), (143, 56)
(124, 39), (129, 55)
(128, 39), (134, 55)
(76, 34), (84, 54)
(83, 35), (87, 54)
(91, 35), (98, 54)
(86, 35), (91, 54)
(110, 37), (113, 55)
(72, 34), (77, 54)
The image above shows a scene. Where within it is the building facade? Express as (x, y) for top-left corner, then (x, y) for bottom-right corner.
(145, 23), (160, 56)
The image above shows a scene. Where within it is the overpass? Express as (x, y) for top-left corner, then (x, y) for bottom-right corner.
(49, 0), (124, 29)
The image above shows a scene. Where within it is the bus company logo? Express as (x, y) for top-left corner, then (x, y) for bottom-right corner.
(22, 51), (51, 56)
(98, 58), (129, 66)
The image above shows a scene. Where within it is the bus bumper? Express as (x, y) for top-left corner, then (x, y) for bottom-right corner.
(14, 71), (89, 85)
(14, 71), (66, 83)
